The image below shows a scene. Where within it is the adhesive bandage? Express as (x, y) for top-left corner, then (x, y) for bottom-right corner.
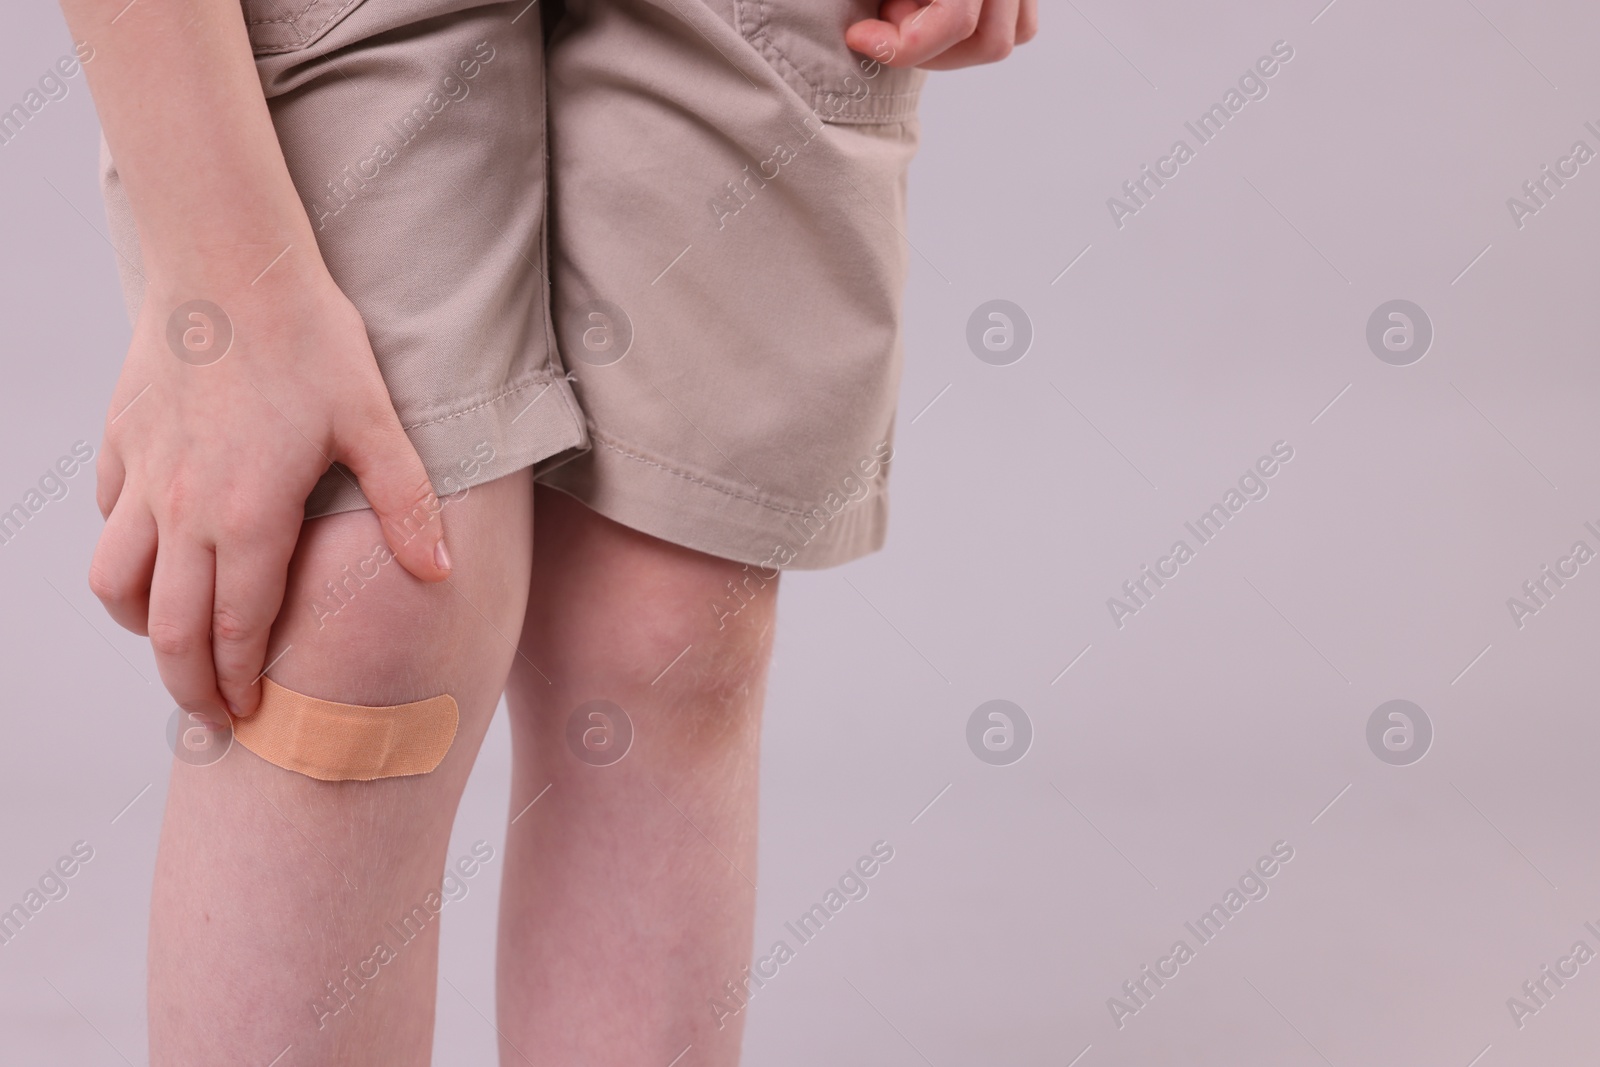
(232, 677), (459, 781)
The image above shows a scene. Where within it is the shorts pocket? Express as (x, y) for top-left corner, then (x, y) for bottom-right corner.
(242, 0), (369, 55)
(733, 0), (924, 125)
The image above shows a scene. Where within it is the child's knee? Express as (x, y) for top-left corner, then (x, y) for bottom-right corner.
(266, 483), (529, 710)
(617, 573), (778, 754)
(273, 516), (458, 702)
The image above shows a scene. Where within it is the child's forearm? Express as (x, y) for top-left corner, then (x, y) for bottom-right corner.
(60, 0), (325, 291)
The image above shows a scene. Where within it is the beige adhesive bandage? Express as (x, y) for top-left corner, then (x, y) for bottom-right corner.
(232, 677), (459, 781)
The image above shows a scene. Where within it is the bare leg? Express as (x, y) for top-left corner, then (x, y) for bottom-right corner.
(497, 485), (777, 1066)
(148, 471), (534, 1066)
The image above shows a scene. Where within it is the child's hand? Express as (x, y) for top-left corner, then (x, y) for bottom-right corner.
(90, 269), (452, 725)
(847, 0), (1037, 70)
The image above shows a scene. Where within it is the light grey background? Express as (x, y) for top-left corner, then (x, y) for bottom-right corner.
(5, 1), (1600, 1064)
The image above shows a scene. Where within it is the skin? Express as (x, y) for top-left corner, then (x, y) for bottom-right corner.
(498, 486), (777, 1065)
(848, 0), (1039, 70)
(60, 0), (1033, 1062)
(149, 473), (531, 1065)
(63, 0), (452, 732)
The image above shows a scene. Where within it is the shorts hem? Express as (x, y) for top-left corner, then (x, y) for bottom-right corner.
(534, 427), (889, 570)
(304, 371), (591, 519)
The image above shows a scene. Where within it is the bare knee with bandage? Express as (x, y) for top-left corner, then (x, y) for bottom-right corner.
(232, 479), (517, 780)
(148, 471), (533, 1067)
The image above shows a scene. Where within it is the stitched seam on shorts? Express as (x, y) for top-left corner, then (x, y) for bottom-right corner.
(400, 375), (560, 433)
(588, 429), (819, 519)
(746, 23), (922, 107)
(537, 71), (559, 381)
(245, 0), (363, 53)
(734, 0), (920, 122)
(243, 0), (317, 26)
(738, 0), (818, 100)
(534, 95), (591, 438)
(746, 29), (922, 108)
(743, 29), (922, 118)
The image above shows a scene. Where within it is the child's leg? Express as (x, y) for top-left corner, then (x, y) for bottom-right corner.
(148, 471), (534, 1066)
(497, 485), (777, 1066)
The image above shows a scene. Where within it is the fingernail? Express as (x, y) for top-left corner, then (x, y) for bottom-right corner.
(435, 539), (452, 572)
(223, 700), (243, 721)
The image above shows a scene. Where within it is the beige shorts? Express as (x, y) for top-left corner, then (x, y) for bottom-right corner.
(101, 0), (924, 569)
